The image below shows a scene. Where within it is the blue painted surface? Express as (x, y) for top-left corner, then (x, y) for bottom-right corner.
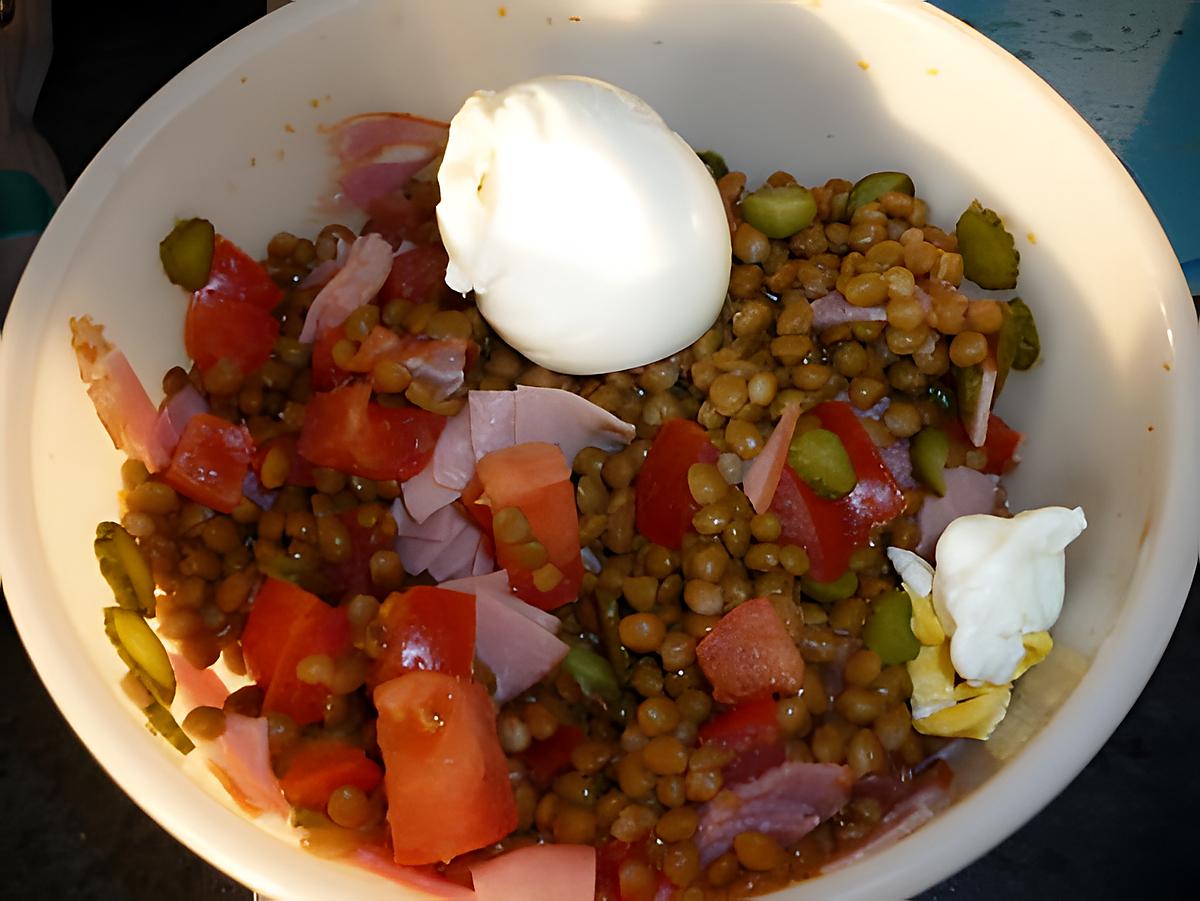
(933, 0), (1200, 292)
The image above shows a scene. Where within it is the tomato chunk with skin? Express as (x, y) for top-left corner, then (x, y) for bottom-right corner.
(184, 236), (282, 375)
(770, 401), (904, 581)
(241, 578), (351, 726)
(696, 597), (806, 705)
(636, 418), (720, 549)
(699, 696), (787, 785)
(470, 843), (596, 901)
(374, 672), (517, 865)
(279, 739), (382, 810)
(475, 442), (583, 611)
(380, 242), (450, 305)
(162, 412), (254, 513)
(368, 586), (476, 688)
(297, 381), (445, 482)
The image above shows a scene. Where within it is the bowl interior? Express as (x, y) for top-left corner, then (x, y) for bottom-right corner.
(2, 0), (1196, 898)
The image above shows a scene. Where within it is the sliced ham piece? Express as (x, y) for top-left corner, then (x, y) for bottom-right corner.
(469, 390), (517, 460)
(441, 569), (567, 702)
(811, 291), (888, 332)
(297, 233), (394, 343)
(743, 403), (801, 514)
(472, 538), (495, 576)
(169, 653), (230, 711)
(392, 499), (485, 582)
(349, 846), (476, 900)
(329, 113), (449, 213)
(153, 384), (208, 457)
(299, 236), (352, 289)
(70, 316), (172, 472)
(194, 713), (289, 818)
(400, 407), (474, 524)
(471, 844), (596, 901)
(400, 470), (462, 525)
(916, 466), (1000, 557)
(514, 385), (636, 466)
(821, 761), (953, 874)
(965, 355), (997, 448)
(344, 327), (470, 402)
(878, 437), (917, 490)
(696, 762), (853, 865)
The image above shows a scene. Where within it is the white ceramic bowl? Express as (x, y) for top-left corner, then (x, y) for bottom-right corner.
(2, 0), (1197, 897)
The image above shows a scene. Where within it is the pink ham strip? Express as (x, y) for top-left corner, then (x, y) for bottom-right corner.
(470, 844), (596, 901)
(427, 515), (485, 582)
(340, 155), (436, 211)
(153, 384), (208, 457)
(966, 355), (997, 448)
(469, 390), (517, 459)
(811, 291), (887, 332)
(400, 470), (461, 525)
(514, 385), (636, 466)
(820, 770), (952, 874)
(441, 570), (568, 702)
(196, 713), (289, 819)
(297, 233), (394, 343)
(331, 113), (449, 163)
(742, 402), (801, 514)
(472, 539), (495, 576)
(70, 316), (172, 472)
(391, 499), (483, 581)
(169, 653), (230, 711)
(696, 762), (853, 865)
(299, 236), (351, 289)
(349, 846), (476, 900)
(401, 407), (474, 524)
(917, 466), (1000, 557)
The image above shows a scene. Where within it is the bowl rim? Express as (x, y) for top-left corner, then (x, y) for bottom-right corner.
(1, 0), (1197, 898)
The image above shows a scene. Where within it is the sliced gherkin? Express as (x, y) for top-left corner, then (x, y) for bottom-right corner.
(863, 589), (921, 665)
(956, 200), (1019, 290)
(696, 149), (728, 180)
(95, 522), (156, 616)
(1006, 297), (1040, 371)
(801, 569), (859, 603)
(143, 699), (195, 754)
(955, 363), (984, 433)
(910, 427), (950, 496)
(159, 217), (215, 292)
(103, 606), (175, 708)
(563, 645), (620, 703)
(846, 171), (915, 217)
(788, 428), (857, 500)
(740, 185), (817, 238)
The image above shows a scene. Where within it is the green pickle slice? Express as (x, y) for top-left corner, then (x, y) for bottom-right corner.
(104, 606), (176, 708)
(563, 645), (621, 703)
(955, 363), (984, 431)
(956, 200), (1019, 290)
(846, 171), (915, 217)
(801, 570), (859, 604)
(144, 699), (195, 754)
(696, 149), (728, 180)
(159, 216), (215, 291)
(863, 589), (921, 665)
(95, 521), (156, 616)
(910, 427), (949, 496)
(788, 428), (857, 500)
(740, 185), (817, 239)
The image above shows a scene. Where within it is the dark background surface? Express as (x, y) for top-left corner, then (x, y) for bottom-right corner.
(3, 1), (1199, 899)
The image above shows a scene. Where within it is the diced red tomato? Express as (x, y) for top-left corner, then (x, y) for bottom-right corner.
(251, 434), (315, 488)
(470, 843), (596, 901)
(201, 235), (284, 312)
(696, 597), (806, 705)
(459, 473), (494, 536)
(362, 181), (440, 246)
(368, 586), (476, 688)
(161, 412), (254, 513)
(381, 243), (450, 305)
(374, 672), (517, 865)
(184, 236), (282, 375)
(635, 418), (720, 549)
(320, 508), (396, 600)
(279, 739), (382, 809)
(475, 442), (582, 611)
(521, 723), (585, 789)
(769, 401), (905, 581)
(311, 323), (355, 392)
(297, 381), (446, 482)
(944, 413), (1022, 475)
(698, 696), (787, 785)
(241, 578), (352, 726)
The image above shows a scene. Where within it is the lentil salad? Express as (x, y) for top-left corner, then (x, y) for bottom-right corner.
(71, 111), (1049, 899)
